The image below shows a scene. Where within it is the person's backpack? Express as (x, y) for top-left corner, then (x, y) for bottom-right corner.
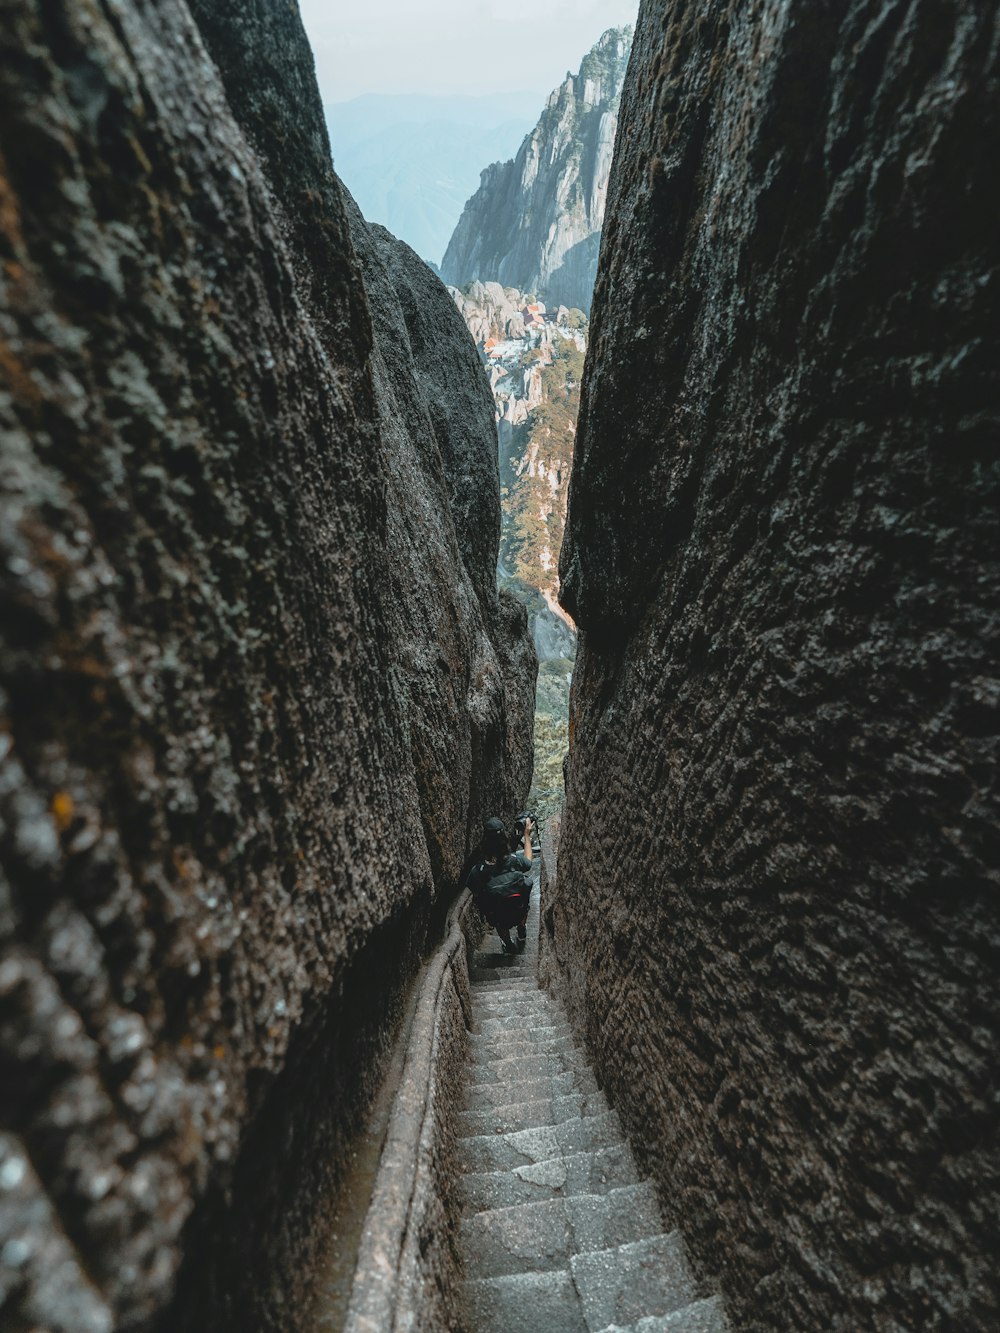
(476, 855), (530, 900)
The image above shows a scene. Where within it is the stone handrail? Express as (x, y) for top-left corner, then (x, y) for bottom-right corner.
(344, 891), (478, 1332)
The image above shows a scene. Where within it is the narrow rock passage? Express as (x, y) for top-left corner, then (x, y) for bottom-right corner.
(456, 872), (729, 1332)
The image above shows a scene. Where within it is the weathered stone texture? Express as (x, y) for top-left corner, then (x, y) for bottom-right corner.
(346, 205), (536, 883)
(554, 2), (1000, 1330)
(0, 2), (533, 1329)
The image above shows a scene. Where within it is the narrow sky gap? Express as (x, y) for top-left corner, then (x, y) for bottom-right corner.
(299, 0), (640, 102)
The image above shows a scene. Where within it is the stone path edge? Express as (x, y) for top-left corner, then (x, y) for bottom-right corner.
(344, 891), (481, 1333)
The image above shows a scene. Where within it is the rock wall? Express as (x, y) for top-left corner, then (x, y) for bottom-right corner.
(0, 2), (533, 1331)
(551, 2), (1000, 1330)
(345, 208), (536, 876)
(440, 28), (632, 313)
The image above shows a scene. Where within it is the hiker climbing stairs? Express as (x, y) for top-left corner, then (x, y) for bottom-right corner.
(457, 870), (730, 1333)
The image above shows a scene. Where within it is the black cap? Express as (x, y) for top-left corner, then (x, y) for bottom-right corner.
(484, 817), (506, 834)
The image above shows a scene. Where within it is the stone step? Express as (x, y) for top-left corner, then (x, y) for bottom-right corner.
(474, 1021), (573, 1048)
(570, 1233), (697, 1332)
(474, 942), (537, 960)
(480, 935), (537, 952)
(457, 1111), (624, 1175)
(471, 1004), (563, 1027)
(470, 972), (535, 988)
(457, 1088), (610, 1137)
(471, 957), (533, 978)
(460, 1181), (664, 1280)
(464, 1068), (599, 1112)
(462, 1269), (585, 1333)
(459, 1143), (639, 1215)
(473, 986), (557, 1006)
(473, 947), (536, 964)
(474, 937), (533, 957)
(470, 979), (541, 998)
(595, 1296), (730, 1333)
(465, 1047), (592, 1089)
(472, 995), (560, 1016)
(469, 1031), (578, 1064)
(455, 910), (726, 1332)
(472, 996), (560, 1020)
(470, 1016), (571, 1040)
(472, 1002), (560, 1023)
(472, 970), (541, 991)
(472, 1000), (557, 1021)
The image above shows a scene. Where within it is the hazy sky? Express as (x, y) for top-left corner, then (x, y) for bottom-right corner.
(299, 0), (641, 104)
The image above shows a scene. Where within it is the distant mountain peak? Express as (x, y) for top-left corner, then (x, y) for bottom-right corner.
(440, 26), (633, 312)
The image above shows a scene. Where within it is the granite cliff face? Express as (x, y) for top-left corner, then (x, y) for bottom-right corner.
(441, 28), (631, 314)
(0, 3), (533, 1331)
(549, 2), (1000, 1330)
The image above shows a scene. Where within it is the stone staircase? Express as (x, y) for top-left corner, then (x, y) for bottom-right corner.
(457, 874), (729, 1333)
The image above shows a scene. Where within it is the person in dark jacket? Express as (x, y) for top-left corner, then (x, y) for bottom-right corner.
(465, 815), (534, 954)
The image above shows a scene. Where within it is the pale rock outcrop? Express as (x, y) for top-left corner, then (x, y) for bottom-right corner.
(450, 281), (528, 345)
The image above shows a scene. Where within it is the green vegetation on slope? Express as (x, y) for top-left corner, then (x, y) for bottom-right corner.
(501, 336), (585, 592)
(499, 335), (585, 815)
(530, 710), (570, 824)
